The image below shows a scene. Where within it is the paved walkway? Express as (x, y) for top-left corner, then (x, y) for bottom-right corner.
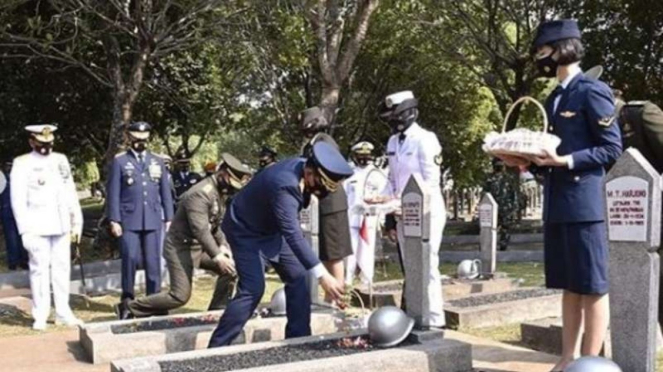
(0, 327), (557, 372)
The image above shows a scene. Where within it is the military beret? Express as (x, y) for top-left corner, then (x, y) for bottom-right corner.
(532, 19), (581, 49)
(25, 124), (57, 143)
(219, 153), (252, 189)
(310, 141), (353, 192)
(127, 121), (152, 140)
(299, 106), (330, 133)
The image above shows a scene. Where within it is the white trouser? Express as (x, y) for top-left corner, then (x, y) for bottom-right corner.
(397, 198), (447, 327)
(23, 234), (74, 322)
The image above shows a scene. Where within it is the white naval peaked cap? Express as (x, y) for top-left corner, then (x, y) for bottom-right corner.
(385, 91), (415, 108)
(351, 141), (374, 154)
(25, 124), (58, 143)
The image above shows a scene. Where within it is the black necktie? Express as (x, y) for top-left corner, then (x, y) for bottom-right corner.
(552, 85), (564, 98)
(138, 154), (144, 164)
(398, 133), (406, 144)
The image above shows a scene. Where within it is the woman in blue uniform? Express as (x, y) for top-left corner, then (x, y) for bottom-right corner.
(505, 20), (622, 371)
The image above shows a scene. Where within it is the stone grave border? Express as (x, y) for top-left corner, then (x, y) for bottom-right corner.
(110, 329), (472, 372)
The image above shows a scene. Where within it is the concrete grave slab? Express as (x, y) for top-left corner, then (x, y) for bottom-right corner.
(110, 329), (473, 372)
(521, 317), (663, 356)
(354, 277), (518, 308)
(444, 288), (561, 329)
(80, 310), (338, 364)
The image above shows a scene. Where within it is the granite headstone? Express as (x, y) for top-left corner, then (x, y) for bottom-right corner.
(401, 174), (431, 329)
(607, 148), (661, 372)
(301, 195), (320, 305)
(479, 193), (498, 276)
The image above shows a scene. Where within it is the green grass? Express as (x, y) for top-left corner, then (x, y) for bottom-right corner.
(373, 261), (545, 288)
(0, 274), (284, 337)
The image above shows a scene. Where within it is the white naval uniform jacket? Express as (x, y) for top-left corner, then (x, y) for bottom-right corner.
(383, 123), (446, 217)
(10, 151), (83, 238)
(344, 164), (388, 228)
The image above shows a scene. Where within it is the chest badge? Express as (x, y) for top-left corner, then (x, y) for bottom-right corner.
(127, 177), (134, 186)
(560, 111), (576, 118)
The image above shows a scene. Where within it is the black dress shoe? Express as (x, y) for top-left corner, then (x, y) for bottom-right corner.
(114, 300), (134, 320)
(8, 264), (17, 271)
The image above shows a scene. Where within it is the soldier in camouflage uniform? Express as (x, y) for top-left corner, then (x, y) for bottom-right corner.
(115, 153), (252, 319)
(483, 158), (521, 251)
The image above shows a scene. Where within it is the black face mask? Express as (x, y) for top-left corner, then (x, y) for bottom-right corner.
(388, 109), (417, 134)
(356, 157), (372, 167)
(536, 55), (558, 78)
(131, 140), (148, 153)
(217, 176), (235, 195)
(35, 142), (53, 156)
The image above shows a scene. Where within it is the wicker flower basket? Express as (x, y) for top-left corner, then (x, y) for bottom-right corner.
(483, 96), (561, 162)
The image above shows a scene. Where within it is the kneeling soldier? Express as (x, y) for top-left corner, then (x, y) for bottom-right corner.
(116, 153), (252, 319)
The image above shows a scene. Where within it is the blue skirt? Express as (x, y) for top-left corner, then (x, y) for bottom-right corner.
(544, 221), (609, 295)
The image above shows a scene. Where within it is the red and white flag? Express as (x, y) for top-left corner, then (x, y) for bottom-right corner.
(356, 215), (376, 283)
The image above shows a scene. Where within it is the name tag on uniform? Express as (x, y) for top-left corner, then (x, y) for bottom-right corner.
(148, 163), (162, 179)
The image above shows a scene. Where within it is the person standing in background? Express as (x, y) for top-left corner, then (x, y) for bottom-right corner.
(11, 124), (84, 330)
(368, 91), (447, 329)
(1, 160), (28, 271)
(107, 122), (174, 304)
(343, 141), (387, 285)
(300, 107), (353, 305)
(172, 148), (203, 199)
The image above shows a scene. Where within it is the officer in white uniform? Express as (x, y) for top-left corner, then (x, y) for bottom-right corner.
(374, 91), (447, 327)
(11, 124), (83, 330)
(343, 141), (387, 285)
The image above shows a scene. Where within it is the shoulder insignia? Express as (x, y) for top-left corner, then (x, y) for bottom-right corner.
(434, 153), (443, 166)
(202, 183), (214, 194)
(598, 115), (616, 127)
(115, 152), (126, 158)
(15, 154), (29, 161)
(560, 111), (576, 118)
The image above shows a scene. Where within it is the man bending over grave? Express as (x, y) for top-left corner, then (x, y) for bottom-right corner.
(115, 154), (251, 319)
(208, 142), (352, 348)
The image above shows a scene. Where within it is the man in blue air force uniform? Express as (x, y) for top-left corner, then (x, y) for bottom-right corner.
(107, 122), (174, 302)
(208, 142), (353, 348)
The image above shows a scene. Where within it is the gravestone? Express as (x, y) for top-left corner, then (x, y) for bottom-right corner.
(301, 195), (320, 304)
(478, 193), (498, 276)
(606, 148), (661, 372)
(401, 174), (431, 329)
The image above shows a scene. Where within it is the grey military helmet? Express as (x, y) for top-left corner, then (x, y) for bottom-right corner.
(564, 356), (622, 372)
(269, 287), (287, 316)
(367, 306), (414, 347)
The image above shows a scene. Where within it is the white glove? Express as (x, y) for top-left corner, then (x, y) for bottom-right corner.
(21, 233), (38, 252)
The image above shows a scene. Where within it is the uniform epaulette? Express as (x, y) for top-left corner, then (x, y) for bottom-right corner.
(115, 152), (126, 158)
(626, 100), (647, 106)
(202, 183), (214, 194)
(14, 153), (29, 162)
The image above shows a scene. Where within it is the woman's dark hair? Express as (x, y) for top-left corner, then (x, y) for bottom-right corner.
(552, 38), (584, 65)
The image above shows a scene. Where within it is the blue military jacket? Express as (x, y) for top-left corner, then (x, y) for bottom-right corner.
(540, 73), (622, 223)
(172, 171), (203, 198)
(0, 171), (13, 219)
(107, 151), (174, 231)
(222, 158), (319, 270)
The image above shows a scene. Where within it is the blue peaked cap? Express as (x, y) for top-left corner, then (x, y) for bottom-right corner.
(311, 141), (353, 182)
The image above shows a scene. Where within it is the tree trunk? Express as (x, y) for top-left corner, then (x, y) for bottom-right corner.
(102, 89), (133, 178)
(320, 85), (341, 129)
